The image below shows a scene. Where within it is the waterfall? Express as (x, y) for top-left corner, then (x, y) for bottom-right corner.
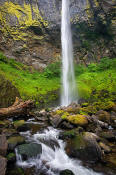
(61, 0), (77, 106)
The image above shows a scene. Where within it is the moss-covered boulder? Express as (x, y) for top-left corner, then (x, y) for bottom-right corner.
(13, 120), (29, 132)
(16, 143), (42, 160)
(8, 135), (25, 151)
(66, 131), (102, 163)
(0, 74), (20, 107)
(62, 114), (88, 127)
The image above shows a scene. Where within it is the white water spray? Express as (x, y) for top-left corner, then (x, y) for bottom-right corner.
(16, 127), (103, 175)
(61, 0), (77, 106)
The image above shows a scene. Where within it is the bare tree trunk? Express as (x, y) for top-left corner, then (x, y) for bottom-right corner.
(0, 97), (34, 118)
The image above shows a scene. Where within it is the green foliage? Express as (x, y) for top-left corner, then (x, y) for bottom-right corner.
(43, 61), (61, 78)
(0, 52), (60, 106)
(98, 57), (116, 71)
(88, 63), (97, 72)
(75, 64), (86, 76)
(0, 51), (116, 108)
(76, 57), (116, 102)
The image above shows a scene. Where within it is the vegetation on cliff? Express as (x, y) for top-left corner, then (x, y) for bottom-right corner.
(0, 52), (60, 107)
(0, 52), (116, 108)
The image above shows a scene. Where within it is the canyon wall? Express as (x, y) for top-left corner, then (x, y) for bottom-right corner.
(0, 0), (116, 68)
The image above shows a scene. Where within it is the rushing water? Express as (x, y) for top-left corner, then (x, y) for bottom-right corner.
(16, 126), (103, 175)
(61, 0), (77, 106)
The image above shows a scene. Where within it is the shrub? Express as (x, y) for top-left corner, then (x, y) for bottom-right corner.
(43, 61), (61, 78)
(88, 63), (97, 72)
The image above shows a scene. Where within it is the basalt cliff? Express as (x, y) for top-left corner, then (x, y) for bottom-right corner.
(0, 0), (116, 69)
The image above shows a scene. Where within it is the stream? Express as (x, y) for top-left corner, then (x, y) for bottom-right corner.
(15, 119), (103, 175)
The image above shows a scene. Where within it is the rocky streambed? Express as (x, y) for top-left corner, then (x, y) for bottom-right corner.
(1, 102), (116, 175)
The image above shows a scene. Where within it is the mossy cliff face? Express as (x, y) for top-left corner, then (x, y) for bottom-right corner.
(0, 0), (116, 67)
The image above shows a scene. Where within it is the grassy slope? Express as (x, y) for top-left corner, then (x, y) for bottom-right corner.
(0, 53), (60, 105)
(75, 58), (116, 102)
(0, 52), (116, 107)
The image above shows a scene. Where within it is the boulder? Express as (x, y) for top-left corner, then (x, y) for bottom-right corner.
(2, 128), (18, 137)
(16, 143), (42, 160)
(96, 110), (110, 123)
(13, 120), (29, 132)
(8, 135), (25, 151)
(60, 169), (74, 175)
(0, 135), (8, 156)
(0, 120), (11, 128)
(50, 115), (63, 128)
(63, 114), (88, 127)
(66, 132), (102, 163)
(39, 138), (59, 151)
(0, 156), (7, 175)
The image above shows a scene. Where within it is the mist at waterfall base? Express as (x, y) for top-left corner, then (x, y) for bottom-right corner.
(61, 0), (77, 107)
(15, 124), (103, 175)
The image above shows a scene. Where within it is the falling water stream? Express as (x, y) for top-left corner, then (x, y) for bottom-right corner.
(15, 125), (103, 175)
(61, 0), (77, 106)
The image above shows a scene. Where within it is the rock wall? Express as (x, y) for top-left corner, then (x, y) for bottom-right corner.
(0, 0), (116, 68)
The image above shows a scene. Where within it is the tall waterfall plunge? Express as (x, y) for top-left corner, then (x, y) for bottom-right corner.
(61, 0), (77, 106)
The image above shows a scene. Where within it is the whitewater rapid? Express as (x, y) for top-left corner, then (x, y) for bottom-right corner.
(16, 126), (103, 175)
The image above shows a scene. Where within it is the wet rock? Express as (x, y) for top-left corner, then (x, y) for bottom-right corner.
(2, 128), (18, 137)
(50, 115), (63, 128)
(0, 120), (11, 128)
(16, 143), (42, 160)
(96, 110), (110, 123)
(99, 131), (115, 141)
(13, 120), (30, 132)
(8, 135), (25, 151)
(66, 132), (102, 163)
(0, 135), (8, 156)
(0, 156), (7, 175)
(60, 121), (74, 129)
(60, 169), (74, 175)
(13, 120), (25, 129)
(99, 142), (111, 153)
(111, 112), (116, 122)
(39, 138), (59, 151)
(60, 128), (83, 140)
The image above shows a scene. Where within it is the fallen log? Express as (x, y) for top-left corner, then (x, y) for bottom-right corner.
(0, 97), (34, 118)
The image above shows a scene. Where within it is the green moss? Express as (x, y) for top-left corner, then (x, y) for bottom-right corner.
(13, 120), (25, 129)
(62, 114), (88, 126)
(7, 152), (15, 161)
(61, 112), (70, 119)
(8, 136), (25, 144)
(0, 1), (48, 40)
(0, 53), (60, 106)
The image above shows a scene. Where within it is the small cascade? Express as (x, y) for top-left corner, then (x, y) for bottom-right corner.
(61, 0), (77, 106)
(15, 127), (103, 175)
